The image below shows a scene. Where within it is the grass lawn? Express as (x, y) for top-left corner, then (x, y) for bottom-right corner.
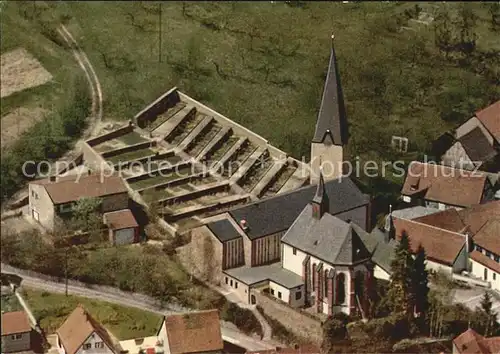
(1, 2), (79, 117)
(129, 166), (194, 190)
(117, 131), (150, 145)
(107, 148), (155, 165)
(22, 288), (162, 340)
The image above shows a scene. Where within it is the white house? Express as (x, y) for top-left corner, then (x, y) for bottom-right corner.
(56, 305), (118, 354)
(469, 220), (500, 292)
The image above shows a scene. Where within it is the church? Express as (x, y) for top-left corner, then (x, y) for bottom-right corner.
(189, 36), (386, 317)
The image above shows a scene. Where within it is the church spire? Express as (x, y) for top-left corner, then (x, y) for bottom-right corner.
(312, 34), (348, 146)
(312, 168), (329, 219)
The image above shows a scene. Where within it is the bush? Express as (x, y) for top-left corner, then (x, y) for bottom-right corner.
(221, 301), (263, 337)
(256, 305), (301, 345)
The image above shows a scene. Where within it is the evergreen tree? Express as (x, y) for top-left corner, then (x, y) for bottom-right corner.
(387, 231), (415, 314)
(412, 244), (430, 315)
(478, 291), (499, 337)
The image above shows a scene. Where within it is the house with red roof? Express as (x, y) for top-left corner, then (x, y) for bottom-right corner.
(434, 100), (500, 173)
(453, 328), (500, 354)
(1, 311), (33, 353)
(401, 162), (495, 210)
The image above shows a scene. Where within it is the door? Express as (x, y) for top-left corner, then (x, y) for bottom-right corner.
(114, 228), (135, 245)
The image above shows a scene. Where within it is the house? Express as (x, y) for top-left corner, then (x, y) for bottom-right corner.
(103, 209), (140, 245)
(1, 311), (32, 353)
(383, 200), (500, 279)
(470, 220), (500, 291)
(56, 305), (119, 354)
(452, 328), (500, 354)
(435, 100), (500, 172)
(28, 172), (129, 231)
(157, 310), (223, 354)
(401, 161), (494, 210)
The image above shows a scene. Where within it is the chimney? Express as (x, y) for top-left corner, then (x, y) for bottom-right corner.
(49, 175), (56, 182)
(240, 219), (249, 231)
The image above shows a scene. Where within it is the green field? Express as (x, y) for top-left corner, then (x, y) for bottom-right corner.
(22, 288), (162, 340)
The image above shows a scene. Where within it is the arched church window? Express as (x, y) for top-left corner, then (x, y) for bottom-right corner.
(337, 273), (345, 304)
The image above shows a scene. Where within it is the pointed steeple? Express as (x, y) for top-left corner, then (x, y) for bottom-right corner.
(312, 34), (348, 146)
(312, 169), (329, 219)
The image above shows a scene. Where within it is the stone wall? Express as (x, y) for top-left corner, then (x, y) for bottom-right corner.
(134, 87), (180, 128)
(86, 124), (134, 147)
(101, 141), (155, 159)
(81, 141), (113, 173)
(251, 289), (323, 345)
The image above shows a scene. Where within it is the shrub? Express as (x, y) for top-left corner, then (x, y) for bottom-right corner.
(221, 301), (263, 337)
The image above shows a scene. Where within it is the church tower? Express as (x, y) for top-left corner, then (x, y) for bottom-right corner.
(310, 35), (349, 185)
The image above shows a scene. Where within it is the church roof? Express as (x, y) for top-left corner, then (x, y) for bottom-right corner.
(312, 36), (348, 145)
(228, 177), (369, 240)
(281, 204), (371, 265)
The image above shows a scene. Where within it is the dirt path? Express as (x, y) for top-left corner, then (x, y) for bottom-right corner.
(57, 24), (103, 137)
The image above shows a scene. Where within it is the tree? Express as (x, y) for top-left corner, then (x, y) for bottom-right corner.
(489, 3), (500, 32)
(71, 197), (104, 243)
(387, 231), (415, 315)
(434, 8), (456, 59)
(478, 291), (499, 337)
(456, 4), (478, 58)
(412, 244), (429, 316)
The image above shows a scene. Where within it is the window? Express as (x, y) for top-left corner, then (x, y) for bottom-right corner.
(11, 334), (22, 340)
(59, 203), (73, 213)
(83, 343), (92, 350)
(225, 277), (228, 284)
(235, 282), (238, 289)
(230, 280), (233, 287)
(494, 273), (497, 281)
(278, 291), (282, 299)
(484, 268), (488, 281)
(293, 247), (297, 255)
(495, 255), (499, 263)
(337, 273), (346, 304)
(95, 342), (104, 349)
(486, 251), (492, 258)
(271, 289), (275, 295)
(295, 291), (302, 300)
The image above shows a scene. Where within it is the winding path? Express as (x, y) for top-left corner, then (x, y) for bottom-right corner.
(57, 24), (103, 137)
(1, 263), (276, 351)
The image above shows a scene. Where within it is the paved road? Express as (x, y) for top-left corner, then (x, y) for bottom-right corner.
(1, 265), (276, 351)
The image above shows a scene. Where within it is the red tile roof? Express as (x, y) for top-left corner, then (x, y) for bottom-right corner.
(56, 305), (116, 354)
(401, 162), (487, 208)
(476, 100), (500, 141)
(1, 311), (31, 335)
(458, 201), (500, 235)
(393, 217), (466, 266)
(104, 209), (138, 230)
(473, 220), (500, 255)
(31, 173), (128, 205)
(453, 329), (485, 354)
(413, 208), (465, 232)
(162, 310), (223, 354)
(453, 328), (500, 354)
(470, 251), (500, 274)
